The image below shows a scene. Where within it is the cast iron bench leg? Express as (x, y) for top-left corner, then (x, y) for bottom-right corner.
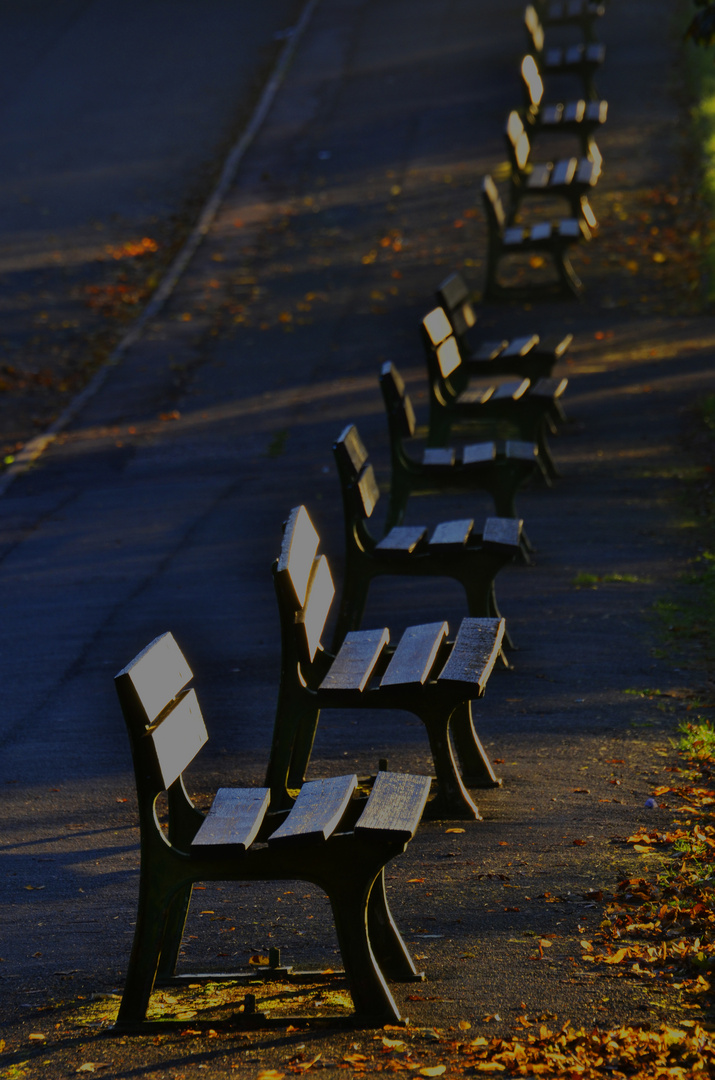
(367, 870), (425, 982)
(449, 701), (503, 788)
(417, 703), (481, 820)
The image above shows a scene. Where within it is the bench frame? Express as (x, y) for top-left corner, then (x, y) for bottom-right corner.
(266, 507), (506, 821)
(114, 633), (431, 1030)
(332, 422), (520, 652)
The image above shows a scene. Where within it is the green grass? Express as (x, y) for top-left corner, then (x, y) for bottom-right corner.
(571, 571), (643, 588)
(678, 717), (715, 760)
(684, 30), (715, 302)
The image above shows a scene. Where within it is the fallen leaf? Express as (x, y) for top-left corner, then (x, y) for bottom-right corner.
(28, 1034), (46, 1042)
(407, 878), (425, 884)
(445, 828), (465, 834)
(76, 1066), (110, 1074)
(419, 1067), (446, 1077)
(458, 1019), (472, 1030)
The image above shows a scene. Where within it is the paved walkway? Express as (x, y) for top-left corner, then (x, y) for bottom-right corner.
(2, 0), (715, 1058)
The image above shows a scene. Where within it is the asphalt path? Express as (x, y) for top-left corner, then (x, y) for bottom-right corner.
(2, 0), (715, 1060)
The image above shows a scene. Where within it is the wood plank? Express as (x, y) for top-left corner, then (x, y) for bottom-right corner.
(563, 45), (583, 64)
(355, 771), (432, 842)
(436, 336), (462, 379)
(458, 385), (494, 405)
(558, 219), (582, 238)
(585, 101), (607, 123)
(585, 43), (605, 63)
(380, 622), (449, 688)
(482, 517), (522, 549)
(502, 335), (538, 358)
(551, 158), (577, 186)
(423, 447), (457, 466)
(429, 518), (474, 550)
(504, 226), (527, 245)
(150, 689), (208, 790)
(538, 332), (572, 358)
(192, 788), (270, 852)
(487, 379), (530, 402)
(376, 525), (428, 554)
(277, 505), (320, 609)
(462, 442), (496, 465)
(335, 424), (369, 477)
(437, 272), (470, 310)
(422, 306), (452, 346)
(320, 628), (390, 692)
(299, 555), (335, 662)
(268, 775), (358, 847)
(530, 222), (552, 241)
(563, 100), (585, 123)
(530, 376), (568, 400)
(576, 159), (598, 185)
(473, 339), (507, 361)
(437, 617), (505, 692)
(541, 104), (563, 125)
(115, 632), (192, 725)
(528, 162), (552, 189)
(357, 464), (381, 519)
(504, 439), (538, 462)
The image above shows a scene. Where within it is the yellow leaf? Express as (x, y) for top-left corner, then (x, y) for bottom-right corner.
(633, 844), (654, 853)
(603, 948), (628, 965)
(420, 1068), (446, 1077)
(28, 1034), (46, 1042)
(625, 260), (639, 273)
(538, 939), (552, 948)
(476, 1065), (506, 1073)
(528, 255), (545, 268)
(257, 1072), (285, 1080)
(382, 1037), (407, 1051)
(652, 252), (666, 263)
(445, 828), (465, 834)
(458, 1020), (471, 1030)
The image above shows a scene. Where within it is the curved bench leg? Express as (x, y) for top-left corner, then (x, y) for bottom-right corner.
(367, 870), (424, 982)
(114, 877), (174, 1028)
(327, 871), (403, 1025)
(156, 884), (192, 982)
(419, 704), (481, 819)
(553, 249), (583, 298)
(449, 701), (503, 789)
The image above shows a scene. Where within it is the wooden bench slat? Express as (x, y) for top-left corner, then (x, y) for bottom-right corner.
(436, 336), (462, 379)
(528, 162), (552, 189)
(422, 306), (452, 346)
(192, 788), (270, 852)
(428, 518), (474, 550)
(268, 775), (358, 847)
(457, 385), (495, 405)
(563, 100), (586, 123)
(504, 439), (538, 462)
(437, 617), (504, 692)
(473, 339), (508, 361)
(558, 219), (583, 238)
(502, 335), (538, 358)
(320, 628), (390, 692)
(300, 555), (335, 661)
(376, 525), (428, 554)
(529, 222), (553, 241)
(116, 632), (192, 725)
(150, 689), (208, 791)
(355, 771), (432, 842)
(277, 505), (320, 609)
(482, 517), (522, 549)
(550, 158), (577, 186)
(504, 225), (527, 244)
(422, 447), (457, 466)
(462, 443), (497, 465)
(438, 272), (470, 310)
(357, 464), (381, 518)
(335, 423), (369, 478)
(576, 158), (599, 185)
(380, 622), (449, 688)
(530, 376), (568, 399)
(585, 101), (607, 123)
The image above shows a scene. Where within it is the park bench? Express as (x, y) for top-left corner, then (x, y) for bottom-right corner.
(436, 271), (573, 381)
(378, 361), (546, 551)
(481, 174), (591, 300)
(520, 54), (607, 159)
(532, 0), (605, 42)
(265, 505), (505, 821)
(113, 631), (431, 1029)
(525, 3), (605, 100)
(331, 422), (521, 653)
(421, 305), (567, 479)
(504, 110), (600, 228)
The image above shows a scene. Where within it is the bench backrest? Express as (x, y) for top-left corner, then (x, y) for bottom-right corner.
(379, 361), (418, 441)
(481, 175), (505, 237)
(524, 4), (545, 52)
(274, 505), (335, 664)
(115, 632), (207, 796)
(436, 272), (478, 341)
(421, 307), (468, 400)
(505, 111), (531, 173)
(334, 424), (381, 522)
(521, 55), (544, 109)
